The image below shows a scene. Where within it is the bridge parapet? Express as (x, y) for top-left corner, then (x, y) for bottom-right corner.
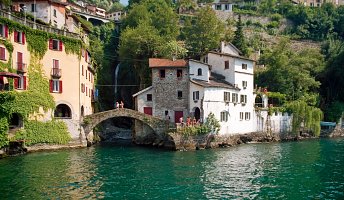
(82, 108), (175, 139)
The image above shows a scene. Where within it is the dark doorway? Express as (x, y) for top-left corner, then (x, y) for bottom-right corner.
(194, 107), (201, 121)
(54, 104), (72, 118)
(81, 105), (84, 117)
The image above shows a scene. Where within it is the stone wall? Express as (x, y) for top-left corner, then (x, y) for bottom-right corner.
(152, 68), (189, 121)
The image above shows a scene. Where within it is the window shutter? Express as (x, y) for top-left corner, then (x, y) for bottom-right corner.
(59, 40), (63, 51)
(22, 32), (25, 44)
(14, 78), (18, 89)
(4, 26), (8, 38)
(49, 39), (53, 50)
(23, 76), (27, 90)
(86, 86), (88, 96)
(49, 80), (53, 93)
(55, 60), (59, 68)
(82, 65), (84, 76)
(85, 51), (88, 62)
(193, 92), (195, 100)
(14, 31), (18, 42)
(0, 47), (5, 60)
(59, 80), (62, 93)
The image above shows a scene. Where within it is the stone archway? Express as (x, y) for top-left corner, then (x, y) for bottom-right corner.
(54, 104), (72, 118)
(82, 108), (175, 145)
(9, 113), (23, 128)
(255, 94), (263, 107)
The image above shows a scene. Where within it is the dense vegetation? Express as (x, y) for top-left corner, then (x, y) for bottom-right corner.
(89, 0), (344, 136)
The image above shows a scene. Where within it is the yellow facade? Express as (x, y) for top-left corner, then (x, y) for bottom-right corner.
(0, 19), (95, 140)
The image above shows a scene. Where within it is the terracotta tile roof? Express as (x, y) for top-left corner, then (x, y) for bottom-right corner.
(149, 58), (187, 68)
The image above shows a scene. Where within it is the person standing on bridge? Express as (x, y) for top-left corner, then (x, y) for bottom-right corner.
(115, 101), (119, 109)
(120, 101), (124, 108)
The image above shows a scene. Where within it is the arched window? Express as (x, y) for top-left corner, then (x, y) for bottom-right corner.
(255, 95), (263, 107)
(197, 68), (202, 76)
(54, 104), (72, 118)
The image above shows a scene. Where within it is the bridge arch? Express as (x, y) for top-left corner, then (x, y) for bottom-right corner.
(82, 108), (175, 140)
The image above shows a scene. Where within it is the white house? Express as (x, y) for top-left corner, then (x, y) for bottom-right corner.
(211, 0), (233, 12)
(133, 43), (292, 135)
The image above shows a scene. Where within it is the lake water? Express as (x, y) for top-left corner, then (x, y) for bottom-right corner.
(0, 138), (343, 199)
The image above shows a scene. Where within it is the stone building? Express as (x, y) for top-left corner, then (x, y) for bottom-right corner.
(133, 58), (189, 123)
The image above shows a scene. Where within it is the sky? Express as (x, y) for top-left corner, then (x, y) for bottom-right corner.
(120, 0), (128, 6)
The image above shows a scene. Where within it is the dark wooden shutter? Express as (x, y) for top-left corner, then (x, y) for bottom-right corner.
(14, 78), (18, 89)
(22, 32), (25, 44)
(23, 76), (27, 90)
(49, 80), (53, 92)
(59, 81), (62, 93)
(59, 40), (63, 51)
(49, 39), (53, 50)
(4, 26), (8, 38)
(14, 31), (18, 42)
(0, 47), (5, 60)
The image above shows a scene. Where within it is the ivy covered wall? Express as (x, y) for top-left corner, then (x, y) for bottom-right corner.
(0, 16), (86, 148)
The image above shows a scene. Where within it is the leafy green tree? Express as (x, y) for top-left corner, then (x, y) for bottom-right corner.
(334, 6), (344, 39)
(232, 15), (248, 56)
(256, 39), (324, 103)
(184, 6), (224, 58)
(176, 0), (197, 14)
(204, 112), (220, 134)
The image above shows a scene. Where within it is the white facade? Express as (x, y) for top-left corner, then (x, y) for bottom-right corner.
(13, 0), (67, 29)
(134, 43), (292, 136)
(106, 11), (126, 21)
(212, 0), (233, 12)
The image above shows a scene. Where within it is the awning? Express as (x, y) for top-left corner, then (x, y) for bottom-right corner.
(0, 72), (20, 78)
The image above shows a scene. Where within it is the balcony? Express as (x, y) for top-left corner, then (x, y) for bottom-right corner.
(17, 62), (27, 73)
(51, 68), (62, 78)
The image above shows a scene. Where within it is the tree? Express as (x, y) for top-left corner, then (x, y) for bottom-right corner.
(184, 6), (224, 58)
(232, 15), (248, 56)
(256, 39), (324, 103)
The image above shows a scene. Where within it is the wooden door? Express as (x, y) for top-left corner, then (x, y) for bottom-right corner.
(174, 111), (183, 123)
(143, 107), (152, 116)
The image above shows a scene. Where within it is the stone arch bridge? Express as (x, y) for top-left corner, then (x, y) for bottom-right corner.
(82, 108), (175, 139)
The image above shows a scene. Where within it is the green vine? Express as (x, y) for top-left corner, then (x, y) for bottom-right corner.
(0, 55), (71, 148)
(0, 16), (83, 59)
(285, 100), (323, 137)
(0, 38), (13, 72)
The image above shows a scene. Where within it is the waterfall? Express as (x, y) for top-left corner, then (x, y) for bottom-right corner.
(114, 63), (121, 95)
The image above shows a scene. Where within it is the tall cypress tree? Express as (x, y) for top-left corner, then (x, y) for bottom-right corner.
(232, 15), (248, 56)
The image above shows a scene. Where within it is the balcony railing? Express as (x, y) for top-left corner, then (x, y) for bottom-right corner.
(17, 62), (27, 72)
(51, 68), (62, 78)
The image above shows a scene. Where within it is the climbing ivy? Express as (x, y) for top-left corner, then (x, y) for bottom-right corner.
(0, 55), (71, 148)
(285, 100), (323, 137)
(0, 16), (83, 59)
(0, 38), (13, 72)
(14, 120), (70, 145)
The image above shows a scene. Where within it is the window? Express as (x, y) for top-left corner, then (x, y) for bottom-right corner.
(240, 112), (244, 120)
(225, 60), (229, 69)
(193, 91), (199, 101)
(224, 92), (230, 102)
(53, 59), (59, 69)
(31, 4), (36, 12)
(225, 4), (229, 10)
(147, 94), (152, 101)
(216, 4), (221, 10)
(86, 70), (88, 79)
(49, 39), (63, 51)
(82, 65), (84, 76)
(16, 74), (26, 90)
(50, 79), (61, 93)
(160, 69), (165, 78)
(232, 93), (238, 103)
(242, 63), (248, 70)
(220, 111), (228, 122)
(53, 9), (57, 17)
(0, 47), (5, 60)
(177, 69), (182, 79)
(242, 81), (247, 89)
(178, 91), (183, 98)
(240, 95), (247, 104)
(245, 112), (251, 120)
(0, 24), (8, 38)
(197, 68), (202, 76)
(203, 56), (208, 63)
(14, 31), (25, 44)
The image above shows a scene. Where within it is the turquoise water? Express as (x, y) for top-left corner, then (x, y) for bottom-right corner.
(0, 138), (343, 199)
